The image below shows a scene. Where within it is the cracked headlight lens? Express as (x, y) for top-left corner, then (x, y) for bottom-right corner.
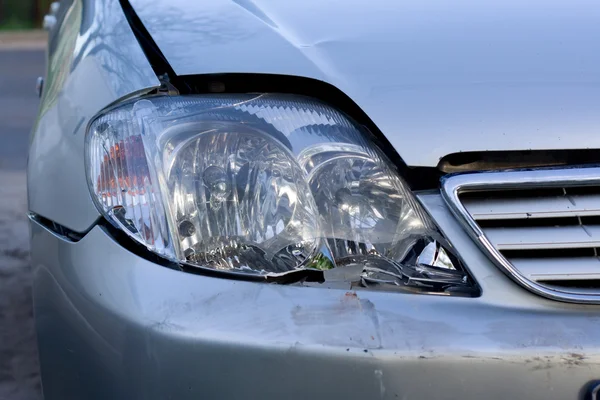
(86, 94), (475, 294)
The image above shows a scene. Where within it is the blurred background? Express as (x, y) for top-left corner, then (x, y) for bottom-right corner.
(0, 1), (49, 399)
(0, 0), (53, 30)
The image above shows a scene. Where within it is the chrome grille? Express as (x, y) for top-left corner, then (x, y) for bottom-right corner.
(441, 167), (600, 304)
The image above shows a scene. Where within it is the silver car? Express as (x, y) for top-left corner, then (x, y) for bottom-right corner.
(29, 0), (600, 399)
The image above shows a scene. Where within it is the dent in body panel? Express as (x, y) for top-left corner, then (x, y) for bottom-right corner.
(128, 0), (329, 80)
(27, 0), (160, 232)
(31, 216), (600, 399)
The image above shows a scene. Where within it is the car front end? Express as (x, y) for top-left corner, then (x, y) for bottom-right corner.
(28, 0), (600, 399)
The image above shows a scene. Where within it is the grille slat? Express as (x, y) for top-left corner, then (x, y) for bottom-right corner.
(463, 193), (600, 220)
(511, 257), (600, 281)
(484, 225), (600, 250)
(442, 167), (600, 303)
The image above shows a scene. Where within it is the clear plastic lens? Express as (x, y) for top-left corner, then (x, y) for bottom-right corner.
(165, 127), (319, 274)
(87, 94), (472, 292)
(302, 144), (426, 255)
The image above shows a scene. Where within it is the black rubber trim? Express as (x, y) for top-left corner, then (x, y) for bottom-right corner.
(28, 213), (90, 242)
(439, 149), (600, 174)
(119, 0), (176, 78)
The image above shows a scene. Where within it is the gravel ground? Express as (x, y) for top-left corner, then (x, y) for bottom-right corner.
(0, 38), (45, 400)
(0, 171), (41, 400)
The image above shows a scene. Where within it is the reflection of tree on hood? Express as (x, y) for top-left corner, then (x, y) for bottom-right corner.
(39, 0), (165, 124)
(134, 1), (260, 48)
(72, 0), (155, 95)
(38, 0), (80, 118)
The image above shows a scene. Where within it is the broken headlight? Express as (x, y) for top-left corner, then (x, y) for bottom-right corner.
(86, 94), (475, 295)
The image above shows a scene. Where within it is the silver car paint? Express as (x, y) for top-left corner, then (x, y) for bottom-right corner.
(31, 193), (600, 400)
(130, 0), (600, 167)
(27, 0), (160, 232)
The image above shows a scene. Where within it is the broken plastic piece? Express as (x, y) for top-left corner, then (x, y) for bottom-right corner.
(358, 240), (472, 293)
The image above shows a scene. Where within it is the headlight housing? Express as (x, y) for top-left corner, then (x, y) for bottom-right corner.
(86, 94), (475, 294)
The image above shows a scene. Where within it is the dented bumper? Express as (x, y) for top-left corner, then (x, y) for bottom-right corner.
(31, 194), (600, 400)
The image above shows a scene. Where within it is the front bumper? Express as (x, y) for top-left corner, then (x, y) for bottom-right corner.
(31, 194), (600, 400)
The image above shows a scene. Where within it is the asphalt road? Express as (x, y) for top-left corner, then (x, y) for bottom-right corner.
(0, 48), (44, 400)
(0, 50), (43, 169)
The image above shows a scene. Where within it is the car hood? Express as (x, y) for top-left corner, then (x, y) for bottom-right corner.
(129, 0), (600, 167)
